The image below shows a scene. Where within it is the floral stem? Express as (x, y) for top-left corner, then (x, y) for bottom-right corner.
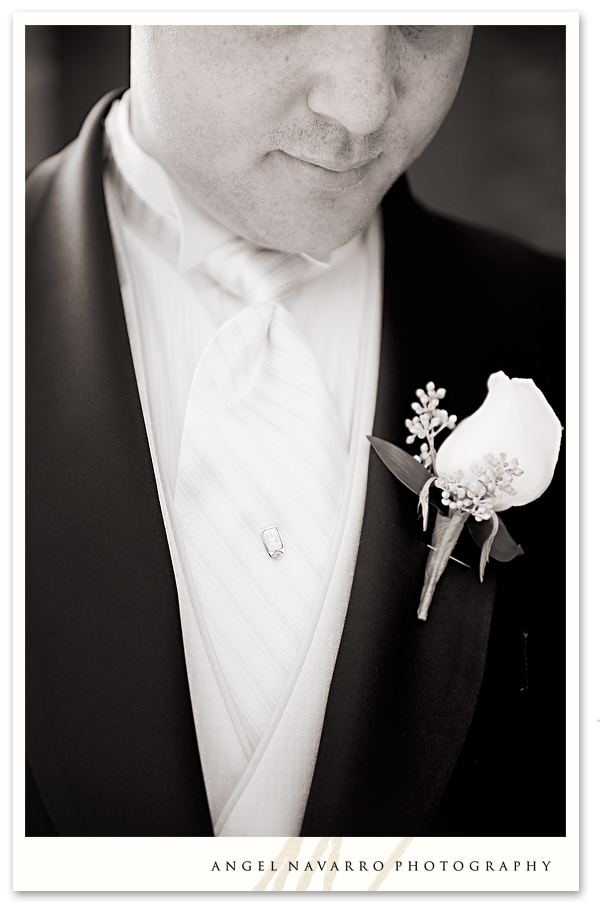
(425, 429), (437, 474)
(417, 510), (469, 621)
(429, 442), (437, 475)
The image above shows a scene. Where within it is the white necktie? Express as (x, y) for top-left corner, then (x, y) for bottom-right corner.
(174, 239), (348, 752)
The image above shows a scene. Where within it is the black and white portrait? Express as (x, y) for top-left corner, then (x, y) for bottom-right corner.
(23, 18), (568, 848)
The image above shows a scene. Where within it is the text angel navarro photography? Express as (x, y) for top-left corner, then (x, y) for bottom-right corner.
(210, 859), (553, 874)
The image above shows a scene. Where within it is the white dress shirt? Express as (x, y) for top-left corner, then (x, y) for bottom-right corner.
(103, 91), (383, 834)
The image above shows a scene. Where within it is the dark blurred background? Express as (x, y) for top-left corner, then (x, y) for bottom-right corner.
(25, 25), (565, 256)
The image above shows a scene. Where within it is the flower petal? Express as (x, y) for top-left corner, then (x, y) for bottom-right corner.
(436, 371), (562, 511)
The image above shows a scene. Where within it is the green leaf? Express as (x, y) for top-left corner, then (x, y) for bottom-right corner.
(467, 515), (524, 563)
(368, 436), (432, 495)
(478, 511), (499, 582)
(418, 476), (435, 532)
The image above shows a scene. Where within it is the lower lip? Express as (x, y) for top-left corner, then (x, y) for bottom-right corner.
(273, 150), (376, 190)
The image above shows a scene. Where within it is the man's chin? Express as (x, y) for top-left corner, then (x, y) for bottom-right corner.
(184, 176), (381, 256)
(241, 211), (377, 258)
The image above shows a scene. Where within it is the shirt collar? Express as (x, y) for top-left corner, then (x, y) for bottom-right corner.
(105, 90), (236, 273)
(105, 90), (363, 275)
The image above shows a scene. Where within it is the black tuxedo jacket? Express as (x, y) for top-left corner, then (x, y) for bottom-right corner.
(26, 91), (566, 837)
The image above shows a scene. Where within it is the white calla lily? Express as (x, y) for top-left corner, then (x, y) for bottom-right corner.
(435, 371), (562, 511)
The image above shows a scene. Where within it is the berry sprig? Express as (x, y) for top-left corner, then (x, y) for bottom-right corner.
(435, 454), (524, 522)
(405, 381), (457, 472)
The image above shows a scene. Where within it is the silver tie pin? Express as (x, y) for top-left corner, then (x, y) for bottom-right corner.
(261, 526), (284, 560)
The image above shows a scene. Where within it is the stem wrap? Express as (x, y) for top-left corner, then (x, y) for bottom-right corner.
(417, 510), (469, 621)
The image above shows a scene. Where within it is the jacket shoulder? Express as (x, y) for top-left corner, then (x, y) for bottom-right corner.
(416, 200), (564, 296)
(404, 199), (565, 410)
(26, 88), (125, 235)
(26, 149), (66, 230)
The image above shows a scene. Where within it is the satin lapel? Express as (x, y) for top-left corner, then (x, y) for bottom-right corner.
(301, 178), (498, 835)
(26, 92), (213, 835)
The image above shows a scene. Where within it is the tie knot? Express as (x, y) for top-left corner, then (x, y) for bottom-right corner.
(202, 238), (307, 306)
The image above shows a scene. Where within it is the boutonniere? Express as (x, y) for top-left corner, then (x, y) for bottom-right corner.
(369, 371), (562, 621)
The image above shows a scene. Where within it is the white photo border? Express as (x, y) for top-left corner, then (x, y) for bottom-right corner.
(12, 7), (580, 896)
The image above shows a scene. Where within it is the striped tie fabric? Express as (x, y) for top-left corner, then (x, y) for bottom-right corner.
(174, 240), (348, 752)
